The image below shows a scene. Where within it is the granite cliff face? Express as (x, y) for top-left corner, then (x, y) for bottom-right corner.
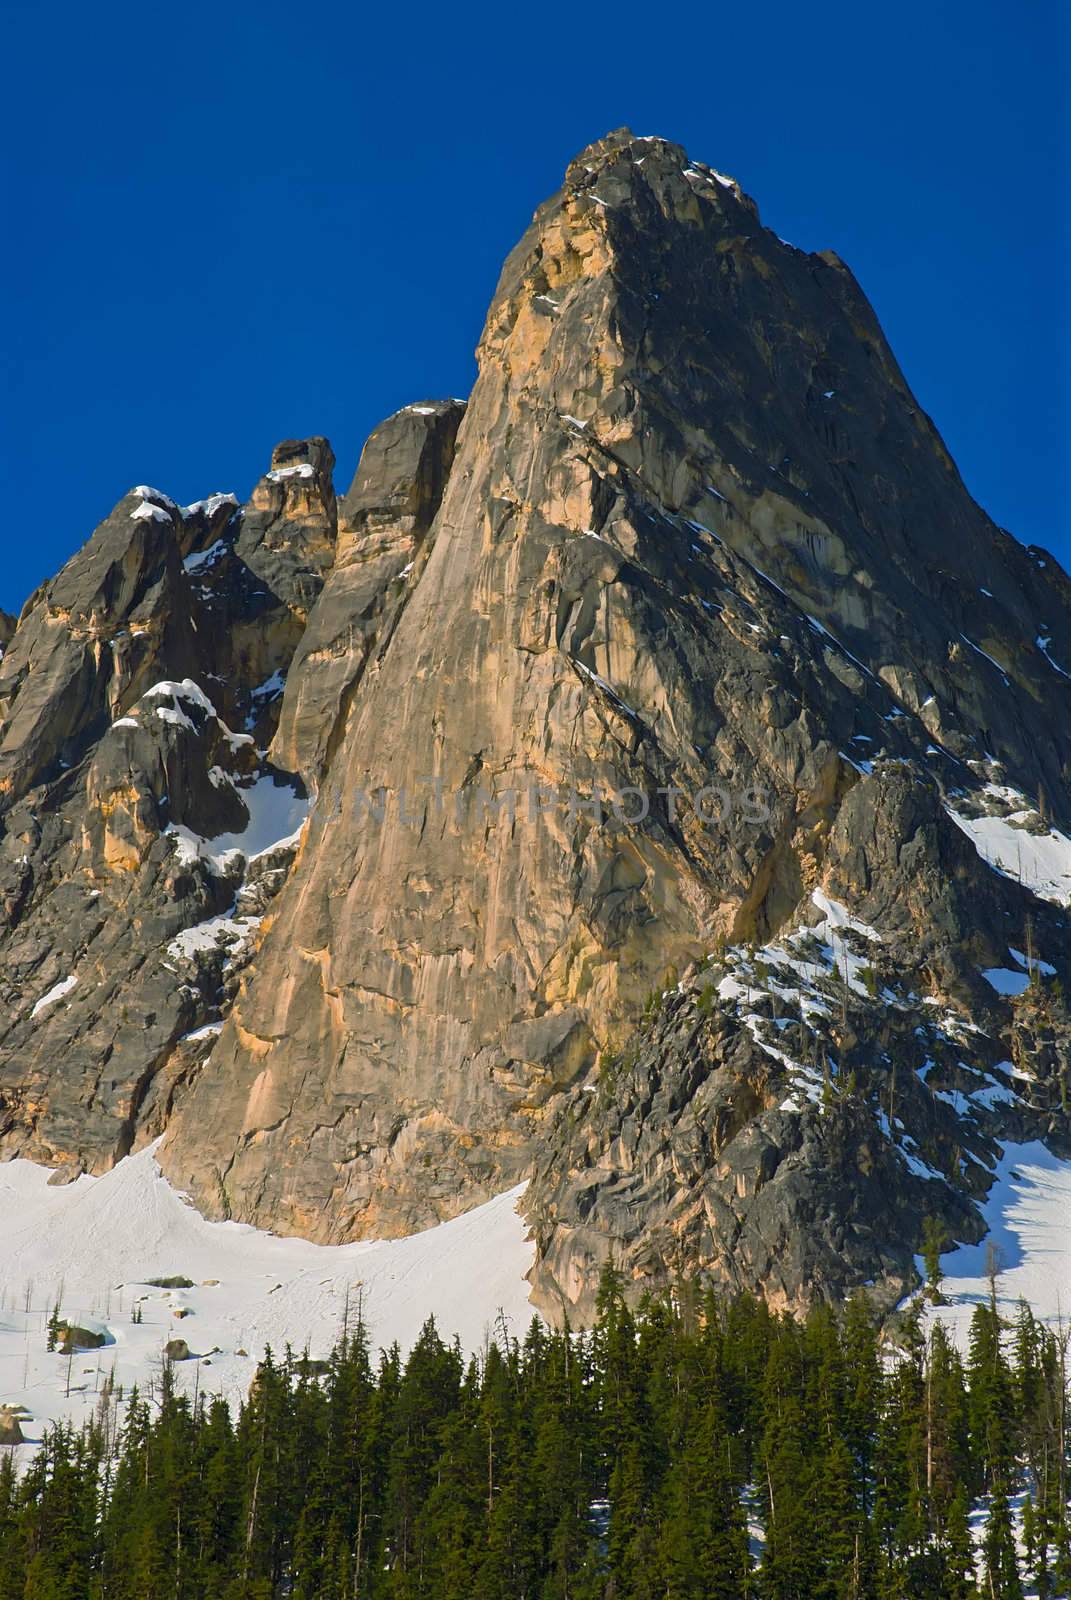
(3, 130), (1069, 1316)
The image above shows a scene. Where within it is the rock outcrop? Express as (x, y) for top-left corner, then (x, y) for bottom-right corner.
(0, 1406), (25, 1446)
(272, 401), (465, 789)
(3, 128), (1070, 1318)
(0, 467), (314, 1169)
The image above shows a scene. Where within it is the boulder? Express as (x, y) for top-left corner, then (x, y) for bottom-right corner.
(58, 1322), (106, 1353)
(0, 1406), (25, 1446)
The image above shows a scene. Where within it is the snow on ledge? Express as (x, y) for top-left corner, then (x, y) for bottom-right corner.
(142, 679), (217, 716)
(165, 771), (310, 873)
(947, 795), (1071, 907)
(30, 975), (77, 1019)
(130, 500), (172, 524)
(980, 967), (1030, 997)
(129, 485), (177, 523)
(183, 538), (230, 575)
(183, 493), (238, 520)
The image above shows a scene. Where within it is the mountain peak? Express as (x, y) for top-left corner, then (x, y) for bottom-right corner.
(562, 126), (747, 210)
(2, 135), (1069, 1327)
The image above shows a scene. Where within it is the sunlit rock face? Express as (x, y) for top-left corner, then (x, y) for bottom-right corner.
(4, 130), (1070, 1319)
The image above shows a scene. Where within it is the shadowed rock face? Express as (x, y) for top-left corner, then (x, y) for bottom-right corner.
(3, 129), (1070, 1317)
(0, 489), (216, 805)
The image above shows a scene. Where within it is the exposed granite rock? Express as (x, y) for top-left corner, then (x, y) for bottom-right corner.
(0, 487), (228, 805)
(0, 461), (317, 1170)
(157, 128), (1071, 1317)
(272, 401), (465, 788)
(236, 437), (337, 618)
(526, 767), (1071, 1320)
(57, 1321), (106, 1353)
(4, 130), (1071, 1321)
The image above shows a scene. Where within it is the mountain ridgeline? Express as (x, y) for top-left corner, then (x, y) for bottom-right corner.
(2, 129), (1069, 1321)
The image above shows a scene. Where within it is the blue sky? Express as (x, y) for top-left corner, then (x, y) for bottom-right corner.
(2, 0), (1066, 614)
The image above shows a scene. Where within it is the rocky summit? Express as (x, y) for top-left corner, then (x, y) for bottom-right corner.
(2, 128), (1069, 1321)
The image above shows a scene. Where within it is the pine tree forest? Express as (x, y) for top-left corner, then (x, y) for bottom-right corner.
(1, 1270), (1069, 1599)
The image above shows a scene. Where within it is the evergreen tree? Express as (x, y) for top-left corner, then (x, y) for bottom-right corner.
(759, 1324), (821, 1598)
(921, 1217), (947, 1305)
(942, 1483), (978, 1600)
(967, 1302), (1017, 1494)
(982, 1478), (1024, 1599)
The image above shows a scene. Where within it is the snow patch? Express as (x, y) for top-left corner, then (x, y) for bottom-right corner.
(143, 679), (217, 716)
(573, 658), (639, 719)
(208, 772), (309, 859)
(709, 890), (889, 1106)
(980, 967), (1031, 997)
(180, 1022), (224, 1043)
(1008, 945), (1056, 977)
(165, 773), (309, 874)
(183, 539), (229, 575)
(183, 493), (238, 520)
(167, 912), (261, 963)
(810, 888), (881, 943)
(1036, 633), (1071, 680)
(153, 704), (197, 732)
(244, 670), (286, 727)
(251, 669), (285, 700)
(947, 794), (1071, 906)
(30, 975), (77, 1019)
(130, 500), (171, 524)
(805, 614), (874, 679)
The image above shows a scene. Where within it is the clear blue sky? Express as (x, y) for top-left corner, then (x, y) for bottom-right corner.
(2, 0), (1066, 615)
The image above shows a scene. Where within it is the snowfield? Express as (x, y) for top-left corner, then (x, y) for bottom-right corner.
(947, 791), (1071, 907)
(0, 1146), (536, 1460)
(929, 1140), (1071, 1342)
(2, 1128), (1068, 1465)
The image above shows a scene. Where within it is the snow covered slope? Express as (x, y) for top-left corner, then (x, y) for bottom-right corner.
(947, 786), (1071, 907)
(929, 1141), (1071, 1341)
(1, 1134), (1068, 1471)
(0, 1147), (536, 1459)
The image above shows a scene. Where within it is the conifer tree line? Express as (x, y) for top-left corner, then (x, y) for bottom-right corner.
(1, 1269), (1069, 1599)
